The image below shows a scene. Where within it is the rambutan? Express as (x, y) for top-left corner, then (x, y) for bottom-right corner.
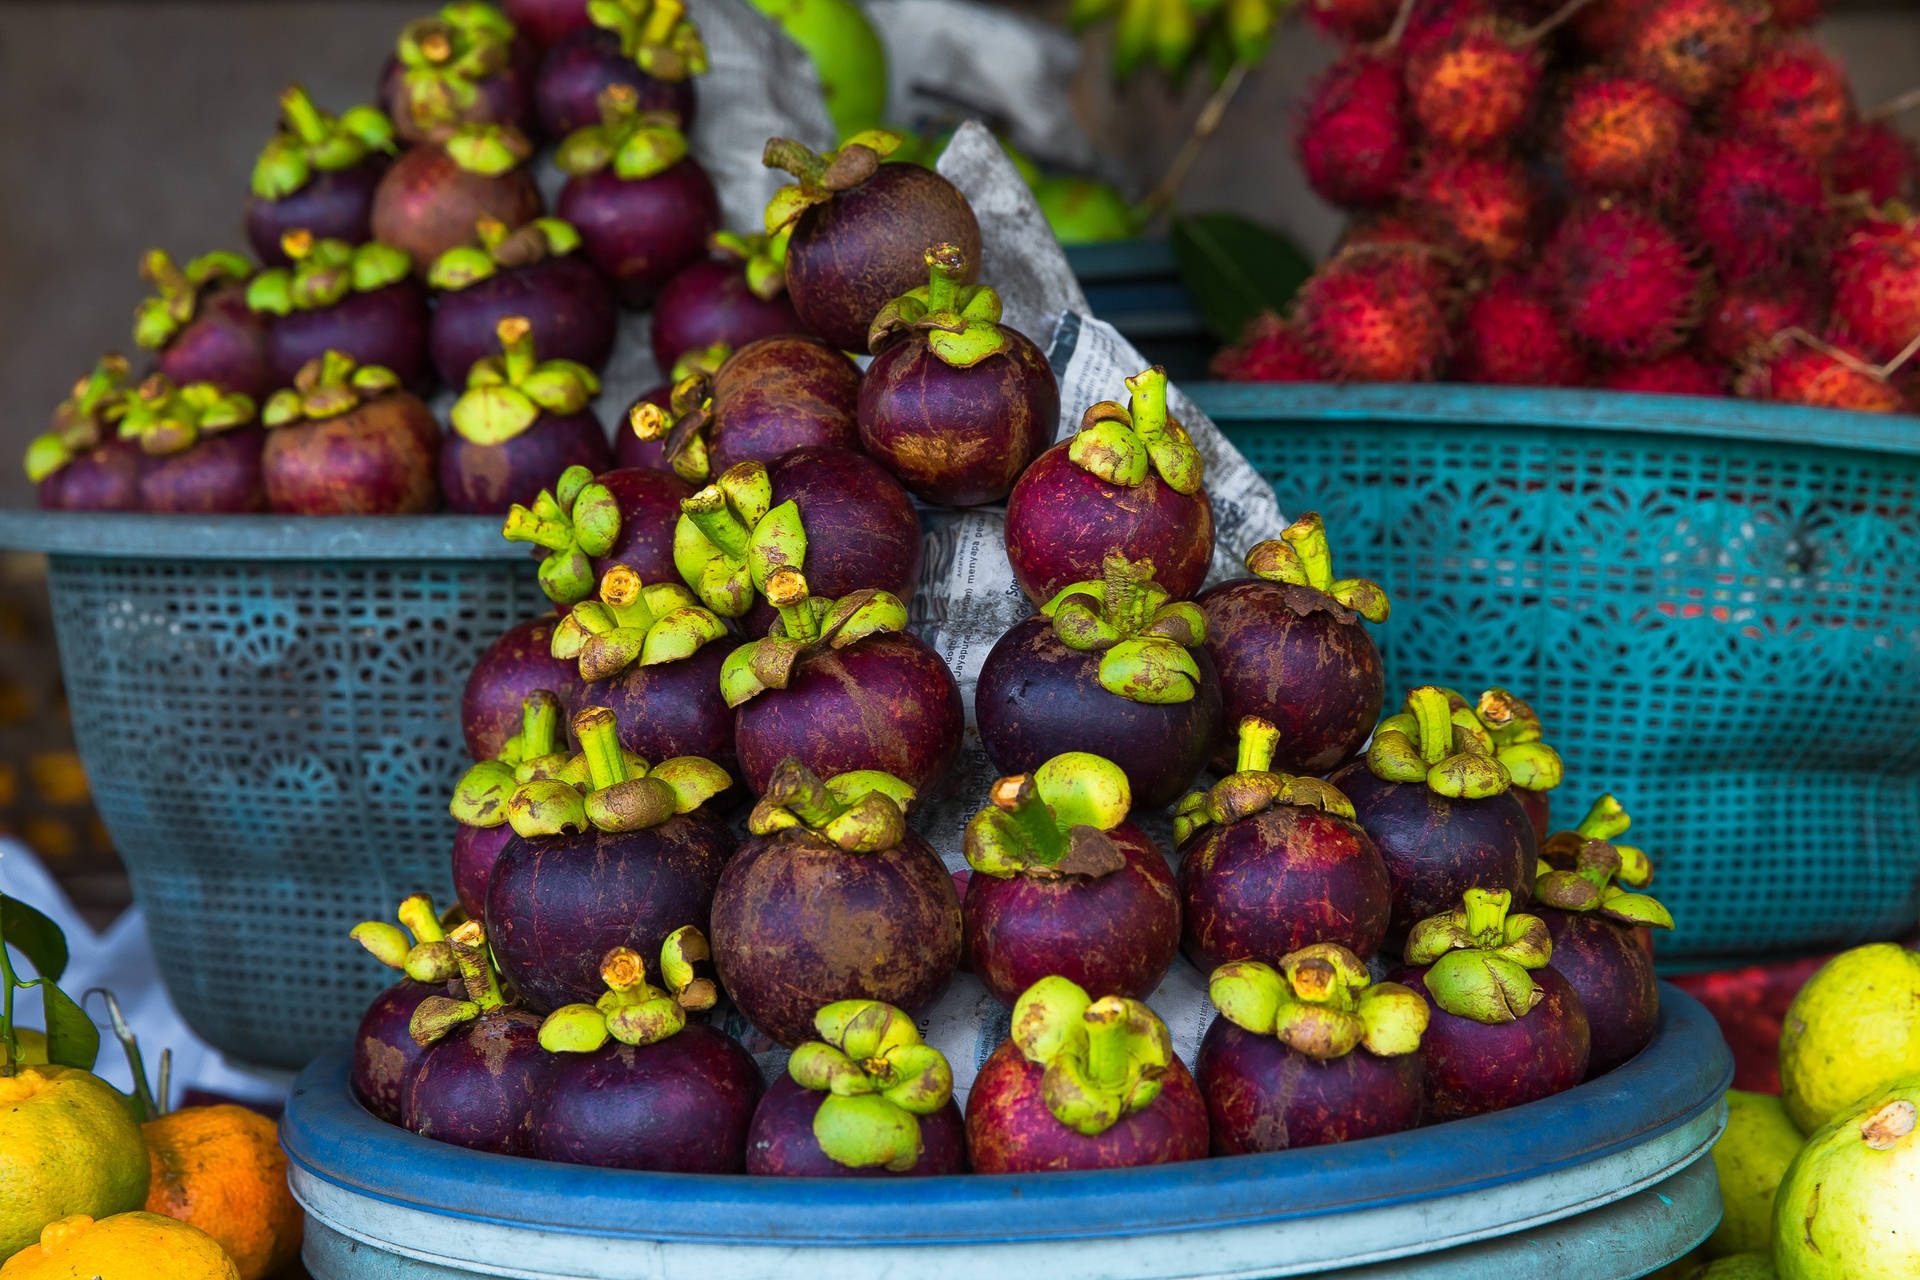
(1829, 120), (1920, 207)
(1401, 150), (1537, 263)
(1298, 55), (1410, 209)
(1211, 312), (1328, 382)
(1557, 76), (1688, 192)
(1615, 0), (1760, 107)
(1544, 201), (1702, 361)
(1830, 219), (1920, 364)
(1601, 351), (1727, 396)
(1406, 20), (1542, 151)
(1739, 338), (1906, 413)
(1724, 40), (1853, 163)
(1703, 276), (1825, 363)
(1453, 275), (1589, 386)
(1304, 0), (1402, 43)
(1337, 211), (1458, 292)
(1692, 135), (1825, 281)
(1294, 248), (1452, 383)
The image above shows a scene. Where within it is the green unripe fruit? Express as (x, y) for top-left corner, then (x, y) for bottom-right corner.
(745, 0), (888, 137)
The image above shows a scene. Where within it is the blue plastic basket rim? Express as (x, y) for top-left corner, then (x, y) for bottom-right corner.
(1188, 383), (1920, 458)
(280, 984), (1730, 1247)
(0, 511), (522, 560)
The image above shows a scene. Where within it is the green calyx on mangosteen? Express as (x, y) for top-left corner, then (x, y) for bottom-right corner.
(964, 752), (1133, 881)
(1041, 554), (1208, 704)
(747, 756), (917, 853)
(550, 564), (729, 682)
(1174, 714), (1358, 844)
(26, 355), (133, 482)
(261, 350), (401, 427)
(1244, 511), (1390, 623)
(442, 119), (537, 175)
(1534, 796), (1673, 929)
(536, 925), (718, 1052)
(1068, 364), (1204, 495)
(450, 689), (575, 831)
(761, 129), (903, 235)
(352, 891), (462, 986)
(554, 84), (690, 179)
(713, 230), (789, 301)
(393, 3), (518, 136)
(588, 0), (708, 81)
(450, 314), (601, 444)
(409, 916), (520, 1046)
(672, 462), (804, 618)
(629, 370), (715, 484)
(501, 464), (624, 605)
(1209, 944), (1428, 1061)
(785, 1000), (955, 1171)
(1010, 975), (1175, 1136)
(1369, 685), (1533, 799)
(252, 85), (396, 200)
(112, 374), (257, 457)
(1404, 888), (1554, 1024)
(246, 232), (412, 315)
(866, 241), (1006, 365)
(429, 216), (584, 290)
(133, 249), (254, 351)
(719, 570), (908, 708)
(505, 704), (732, 838)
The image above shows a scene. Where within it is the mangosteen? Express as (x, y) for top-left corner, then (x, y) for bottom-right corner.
(1199, 945), (1428, 1153)
(1175, 716), (1393, 970)
(554, 88), (719, 305)
(246, 85), (396, 266)
(651, 232), (806, 374)
(675, 450), (920, 636)
(549, 564), (738, 773)
(859, 243), (1058, 507)
(403, 919), (551, 1154)
(378, 3), (536, 146)
(485, 704), (736, 1010)
(1005, 366), (1214, 604)
(534, 0), (704, 139)
(1532, 795), (1672, 1077)
(463, 613), (585, 758)
(428, 216), (617, 384)
(245, 233), (431, 390)
(448, 689), (574, 918)
(975, 555), (1222, 810)
(349, 893), (461, 1123)
(721, 571), (963, 795)
(747, 1000), (967, 1175)
(618, 362), (715, 477)
(442, 315), (611, 513)
(371, 123), (543, 275)
(1394, 888), (1592, 1121)
(532, 929), (763, 1171)
(259, 352), (442, 514)
(506, 0), (592, 47)
(962, 752), (1179, 1007)
(1331, 685), (1562, 938)
(501, 462), (691, 604)
(965, 975), (1209, 1173)
(762, 131), (982, 351)
(709, 760), (961, 1044)
(132, 250), (276, 401)
(26, 355), (147, 512)
(679, 336), (862, 479)
(1473, 687), (1562, 844)
(1197, 513), (1387, 776)
(112, 375), (266, 514)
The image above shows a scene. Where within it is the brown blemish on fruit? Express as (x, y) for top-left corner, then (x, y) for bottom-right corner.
(1862, 1099), (1917, 1150)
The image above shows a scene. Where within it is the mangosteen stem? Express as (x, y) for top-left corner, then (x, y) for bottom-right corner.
(497, 316), (536, 383)
(280, 85), (328, 145)
(1235, 716), (1280, 774)
(922, 244), (968, 313)
(573, 707), (632, 790)
(1575, 794), (1630, 842)
(520, 691), (562, 760)
(1083, 997), (1131, 1088)
(641, 0), (686, 47)
(1463, 888), (1510, 940)
(764, 761), (845, 828)
(1124, 366), (1170, 451)
(397, 893), (447, 946)
(1408, 687), (1454, 767)
(502, 507), (574, 552)
(1281, 515), (1333, 592)
(449, 920), (507, 1013)
(1102, 555), (1155, 634)
(762, 137), (827, 185)
(993, 775), (1067, 864)
(682, 486), (752, 561)
(766, 568), (821, 643)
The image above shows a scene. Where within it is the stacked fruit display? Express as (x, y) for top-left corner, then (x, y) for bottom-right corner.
(1216, 0), (1920, 414)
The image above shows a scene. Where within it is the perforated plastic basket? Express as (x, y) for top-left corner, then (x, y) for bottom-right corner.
(0, 513), (540, 1069)
(1065, 240), (1211, 381)
(1193, 383), (1920, 963)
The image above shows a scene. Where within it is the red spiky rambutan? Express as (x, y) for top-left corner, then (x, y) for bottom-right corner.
(1544, 201), (1702, 361)
(1601, 351), (1727, 396)
(1615, 0), (1760, 106)
(1403, 0), (1490, 61)
(1303, 0), (1401, 43)
(1724, 40), (1853, 163)
(1337, 211), (1458, 292)
(1703, 276), (1825, 363)
(1557, 76), (1689, 192)
(1406, 20), (1542, 151)
(1211, 313), (1328, 382)
(1453, 275), (1589, 386)
(1739, 339), (1906, 412)
(1298, 55), (1410, 209)
(1767, 0), (1825, 27)
(1402, 150), (1537, 263)
(1829, 120), (1920, 207)
(1692, 135), (1825, 281)
(1830, 219), (1920, 364)
(1295, 248), (1452, 382)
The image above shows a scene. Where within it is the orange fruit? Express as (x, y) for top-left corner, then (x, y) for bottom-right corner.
(141, 1105), (300, 1280)
(0, 1067), (149, 1260)
(0, 1212), (238, 1278)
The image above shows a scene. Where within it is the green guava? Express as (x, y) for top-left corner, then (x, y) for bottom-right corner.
(1708, 1090), (1807, 1256)
(1031, 176), (1142, 245)
(1779, 944), (1920, 1133)
(745, 0), (888, 137)
(1695, 1255), (1777, 1279)
(1773, 1075), (1920, 1279)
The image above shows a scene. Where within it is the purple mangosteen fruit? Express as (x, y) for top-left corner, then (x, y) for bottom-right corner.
(709, 761), (961, 1045)
(246, 233), (431, 391)
(1474, 688), (1561, 844)
(485, 704), (736, 1010)
(502, 463), (691, 608)
(965, 975), (1209, 1173)
(132, 250), (276, 401)
(746, 1000), (967, 1175)
(1199, 945), (1428, 1153)
(763, 131), (982, 351)
(859, 244), (1058, 507)
(651, 232), (806, 374)
(403, 919), (551, 1154)
(378, 3), (536, 146)
(429, 217), (616, 385)
(617, 359), (717, 475)
(531, 929), (763, 1171)
(246, 86), (397, 265)
(259, 352), (442, 514)
(1532, 795), (1671, 1077)
(448, 690), (575, 918)
(555, 89), (719, 305)
(722, 572), (963, 796)
(25, 356), (148, 512)
(1175, 717), (1392, 969)
(506, 0), (593, 48)
(975, 555), (1222, 810)
(441, 314), (611, 513)
(1198, 513), (1387, 776)
(112, 375), (266, 514)
(1393, 889), (1592, 1121)
(348, 893), (462, 1123)
(679, 337), (862, 481)
(371, 124), (544, 276)
(962, 753), (1179, 1007)
(463, 615), (585, 760)
(1331, 685), (1563, 939)
(1005, 366), (1214, 605)
(533, 0), (703, 138)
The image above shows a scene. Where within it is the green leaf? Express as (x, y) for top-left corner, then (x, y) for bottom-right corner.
(1169, 212), (1312, 343)
(38, 981), (99, 1070)
(2, 894), (69, 981)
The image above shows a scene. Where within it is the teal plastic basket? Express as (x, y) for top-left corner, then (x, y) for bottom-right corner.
(0, 513), (538, 1070)
(1194, 383), (1920, 964)
(1065, 240), (1212, 381)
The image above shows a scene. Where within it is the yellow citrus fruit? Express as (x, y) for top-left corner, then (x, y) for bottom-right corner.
(142, 1105), (301, 1280)
(1779, 944), (1920, 1133)
(0, 1212), (238, 1279)
(0, 1068), (150, 1260)
(1706, 1090), (1805, 1256)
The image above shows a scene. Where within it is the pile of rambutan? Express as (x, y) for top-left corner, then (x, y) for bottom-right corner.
(1213, 0), (1920, 414)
